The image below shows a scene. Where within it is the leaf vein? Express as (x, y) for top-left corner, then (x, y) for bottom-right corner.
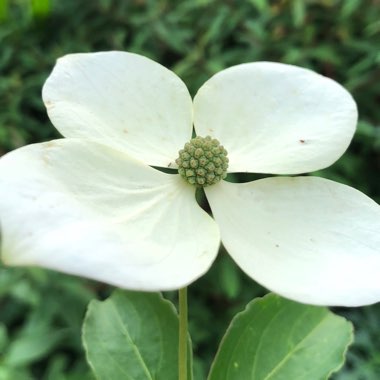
(110, 299), (154, 380)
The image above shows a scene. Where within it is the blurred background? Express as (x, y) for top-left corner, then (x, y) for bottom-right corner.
(1, 0), (380, 379)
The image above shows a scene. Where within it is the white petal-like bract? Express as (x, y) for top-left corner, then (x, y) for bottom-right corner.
(0, 139), (220, 290)
(206, 177), (380, 306)
(194, 62), (357, 174)
(2, 53), (377, 306)
(43, 51), (193, 168)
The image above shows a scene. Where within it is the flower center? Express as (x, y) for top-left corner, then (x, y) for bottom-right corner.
(176, 136), (229, 187)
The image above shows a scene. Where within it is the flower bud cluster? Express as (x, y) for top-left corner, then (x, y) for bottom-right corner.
(176, 136), (229, 187)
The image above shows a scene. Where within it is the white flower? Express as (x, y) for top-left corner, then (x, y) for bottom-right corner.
(1, 51), (380, 307)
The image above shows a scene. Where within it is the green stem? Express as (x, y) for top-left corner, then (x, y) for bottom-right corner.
(178, 287), (188, 380)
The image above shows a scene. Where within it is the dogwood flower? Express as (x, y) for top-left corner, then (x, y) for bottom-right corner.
(1, 51), (380, 307)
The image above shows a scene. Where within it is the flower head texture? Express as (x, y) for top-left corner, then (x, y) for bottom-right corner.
(1, 51), (380, 306)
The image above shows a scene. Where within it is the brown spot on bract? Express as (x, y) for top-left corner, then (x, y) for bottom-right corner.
(44, 100), (54, 109)
(44, 141), (57, 149)
(42, 154), (49, 165)
(123, 129), (128, 134)
(299, 139), (305, 143)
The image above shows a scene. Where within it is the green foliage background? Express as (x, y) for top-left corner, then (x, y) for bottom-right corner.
(0, 0), (380, 379)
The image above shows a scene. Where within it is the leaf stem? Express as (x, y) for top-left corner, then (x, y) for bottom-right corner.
(178, 287), (188, 380)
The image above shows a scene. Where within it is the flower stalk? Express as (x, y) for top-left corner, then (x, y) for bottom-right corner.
(178, 287), (188, 380)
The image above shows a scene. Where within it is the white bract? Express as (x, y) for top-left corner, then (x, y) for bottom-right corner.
(1, 51), (380, 306)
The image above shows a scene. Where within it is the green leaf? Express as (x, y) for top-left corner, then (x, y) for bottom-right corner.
(4, 329), (66, 367)
(291, 0), (306, 27)
(208, 293), (353, 380)
(82, 290), (192, 380)
(219, 255), (241, 299)
(30, 0), (51, 19)
(0, 0), (8, 21)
